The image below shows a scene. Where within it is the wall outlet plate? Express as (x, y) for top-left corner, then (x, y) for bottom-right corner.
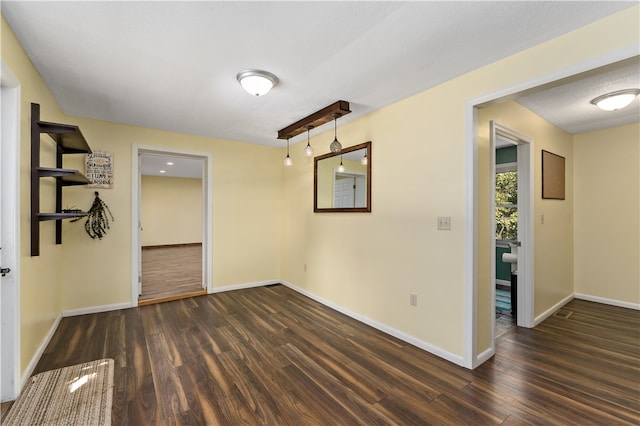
(437, 216), (451, 230)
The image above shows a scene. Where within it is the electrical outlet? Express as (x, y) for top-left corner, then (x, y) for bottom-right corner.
(437, 216), (451, 230)
(409, 293), (418, 306)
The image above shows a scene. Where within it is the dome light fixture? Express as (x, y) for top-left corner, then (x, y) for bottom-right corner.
(236, 69), (278, 97)
(590, 89), (640, 111)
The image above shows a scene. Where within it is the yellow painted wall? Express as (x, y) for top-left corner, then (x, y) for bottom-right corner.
(141, 176), (203, 246)
(2, 13), (283, 375)
(574, 123), (640, 304)
(2, 5), (638, 377)
(477, 101), (575, 351)
(280, 7), (639, 359)
(1, 14), (70, 374)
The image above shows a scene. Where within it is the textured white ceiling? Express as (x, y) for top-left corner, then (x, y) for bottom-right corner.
(516, 59), (640, 134)
(2, 1), (637, 150)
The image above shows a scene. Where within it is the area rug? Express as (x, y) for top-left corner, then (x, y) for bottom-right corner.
(4, 359), (114, 426)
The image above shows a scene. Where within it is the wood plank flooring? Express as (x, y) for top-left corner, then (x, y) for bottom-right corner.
(18, 286), (640, 424)
(140, 244), (204, 304)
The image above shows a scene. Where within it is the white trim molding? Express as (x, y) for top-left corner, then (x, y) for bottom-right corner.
(574, 293), (640, 311)
(281, 281), (465, 367)
(62, 302), (134, 318)
(534, 293), (574, 326)
(210, 280), (280, 294)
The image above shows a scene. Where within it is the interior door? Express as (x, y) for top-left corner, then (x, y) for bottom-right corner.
(137, 154), (142, 296)
(334, 176), (355, 208)
(1, 67), (20, 401)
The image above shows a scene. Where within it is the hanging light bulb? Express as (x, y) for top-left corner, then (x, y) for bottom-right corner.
(337, 156), (345, 172)
(284, 138), (293, 166)
(329, 113), (342, 153)
(361, 151), (368, 165)
(304, 125), (314, 157)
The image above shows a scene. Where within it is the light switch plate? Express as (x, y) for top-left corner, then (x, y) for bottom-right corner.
(437, 216), (451, 230)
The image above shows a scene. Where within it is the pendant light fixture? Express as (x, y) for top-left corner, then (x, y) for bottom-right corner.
(329, 113), (343, 153)
(361, 150), (368, 165)
(284, 138), (293, 166)
(304, 125), (314, 157)
(590, 89), (640, 111)
(337, 155), (345, 172)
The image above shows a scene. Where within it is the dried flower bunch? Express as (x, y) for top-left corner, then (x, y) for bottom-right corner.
(72, 191), (114, 239)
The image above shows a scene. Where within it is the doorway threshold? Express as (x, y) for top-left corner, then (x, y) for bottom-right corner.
(138, 289), (207, 306)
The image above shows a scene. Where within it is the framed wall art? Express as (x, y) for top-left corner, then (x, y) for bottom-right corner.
(542, 150), (564, 200)
(86, 151), (113, 188)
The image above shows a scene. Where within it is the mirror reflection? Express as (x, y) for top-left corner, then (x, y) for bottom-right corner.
(314, 141), (371, 212)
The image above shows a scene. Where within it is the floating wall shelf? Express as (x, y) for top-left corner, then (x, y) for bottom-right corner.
(31, 103), (92, 256)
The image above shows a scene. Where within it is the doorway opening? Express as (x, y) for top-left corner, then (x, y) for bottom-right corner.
(334, 172), (366, 208)
(464, 49), (638, 369)
(490, 122), (533, 340)
(131, 145), (213, 306)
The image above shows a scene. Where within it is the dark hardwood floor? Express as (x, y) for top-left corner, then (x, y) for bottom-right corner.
(140, 244), (205, 305)
(15, 286), (640, 424)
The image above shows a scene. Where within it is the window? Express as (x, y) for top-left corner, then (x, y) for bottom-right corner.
(496, 164), (517, 241)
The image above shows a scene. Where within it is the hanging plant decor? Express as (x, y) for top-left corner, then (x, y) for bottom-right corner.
(71, 191), (114, 239)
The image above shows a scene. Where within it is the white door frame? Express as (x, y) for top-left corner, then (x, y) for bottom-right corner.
(490, 121), (535, 341)
(1, 60), (21, 401)
(463, 46), (639, 369)
(131, 145), (213, 306)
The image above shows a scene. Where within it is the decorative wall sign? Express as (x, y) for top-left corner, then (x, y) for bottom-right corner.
(542, 150), (565, 200)
(86, 152), (113, 188)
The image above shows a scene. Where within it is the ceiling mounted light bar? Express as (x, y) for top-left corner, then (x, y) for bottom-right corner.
(277, 100), (351, 140)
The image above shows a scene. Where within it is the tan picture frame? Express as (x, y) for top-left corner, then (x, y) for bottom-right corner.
(542, 150), (565, 200)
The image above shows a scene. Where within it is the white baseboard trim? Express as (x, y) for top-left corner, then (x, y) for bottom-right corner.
(534, 293), (574, 326)
(574, 293), (640, 311)
(20, 313), (62, 391)
(210, 279), (279, 294)
(475, 347), (495, 368)
(281, 281), (465, 368)
(62, 302), (133, 317)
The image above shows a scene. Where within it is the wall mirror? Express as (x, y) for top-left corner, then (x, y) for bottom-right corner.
(314, 141), (371, 212)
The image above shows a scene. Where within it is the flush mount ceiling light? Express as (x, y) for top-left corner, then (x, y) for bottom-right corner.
(236, 69), (278, 96)
(590, 89), (640, 111)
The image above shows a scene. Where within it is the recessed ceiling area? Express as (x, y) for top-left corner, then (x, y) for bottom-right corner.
(140, 154), (203, 179)
(515, 57), (640, 134)
(2, 1), (636, 148)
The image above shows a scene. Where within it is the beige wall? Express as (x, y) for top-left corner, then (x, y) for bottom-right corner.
(477, 101), (575, 351)
(2, 5), (638, 377)
(2, 14), (283, 374)
(141, 176), (203, 246)
(574, 123), (640, 304)
(2, 14), (70, 374)
(280, 7), (639, 360)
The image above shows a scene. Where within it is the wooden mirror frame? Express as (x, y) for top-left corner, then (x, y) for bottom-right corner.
(314, 141), (371, 213)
